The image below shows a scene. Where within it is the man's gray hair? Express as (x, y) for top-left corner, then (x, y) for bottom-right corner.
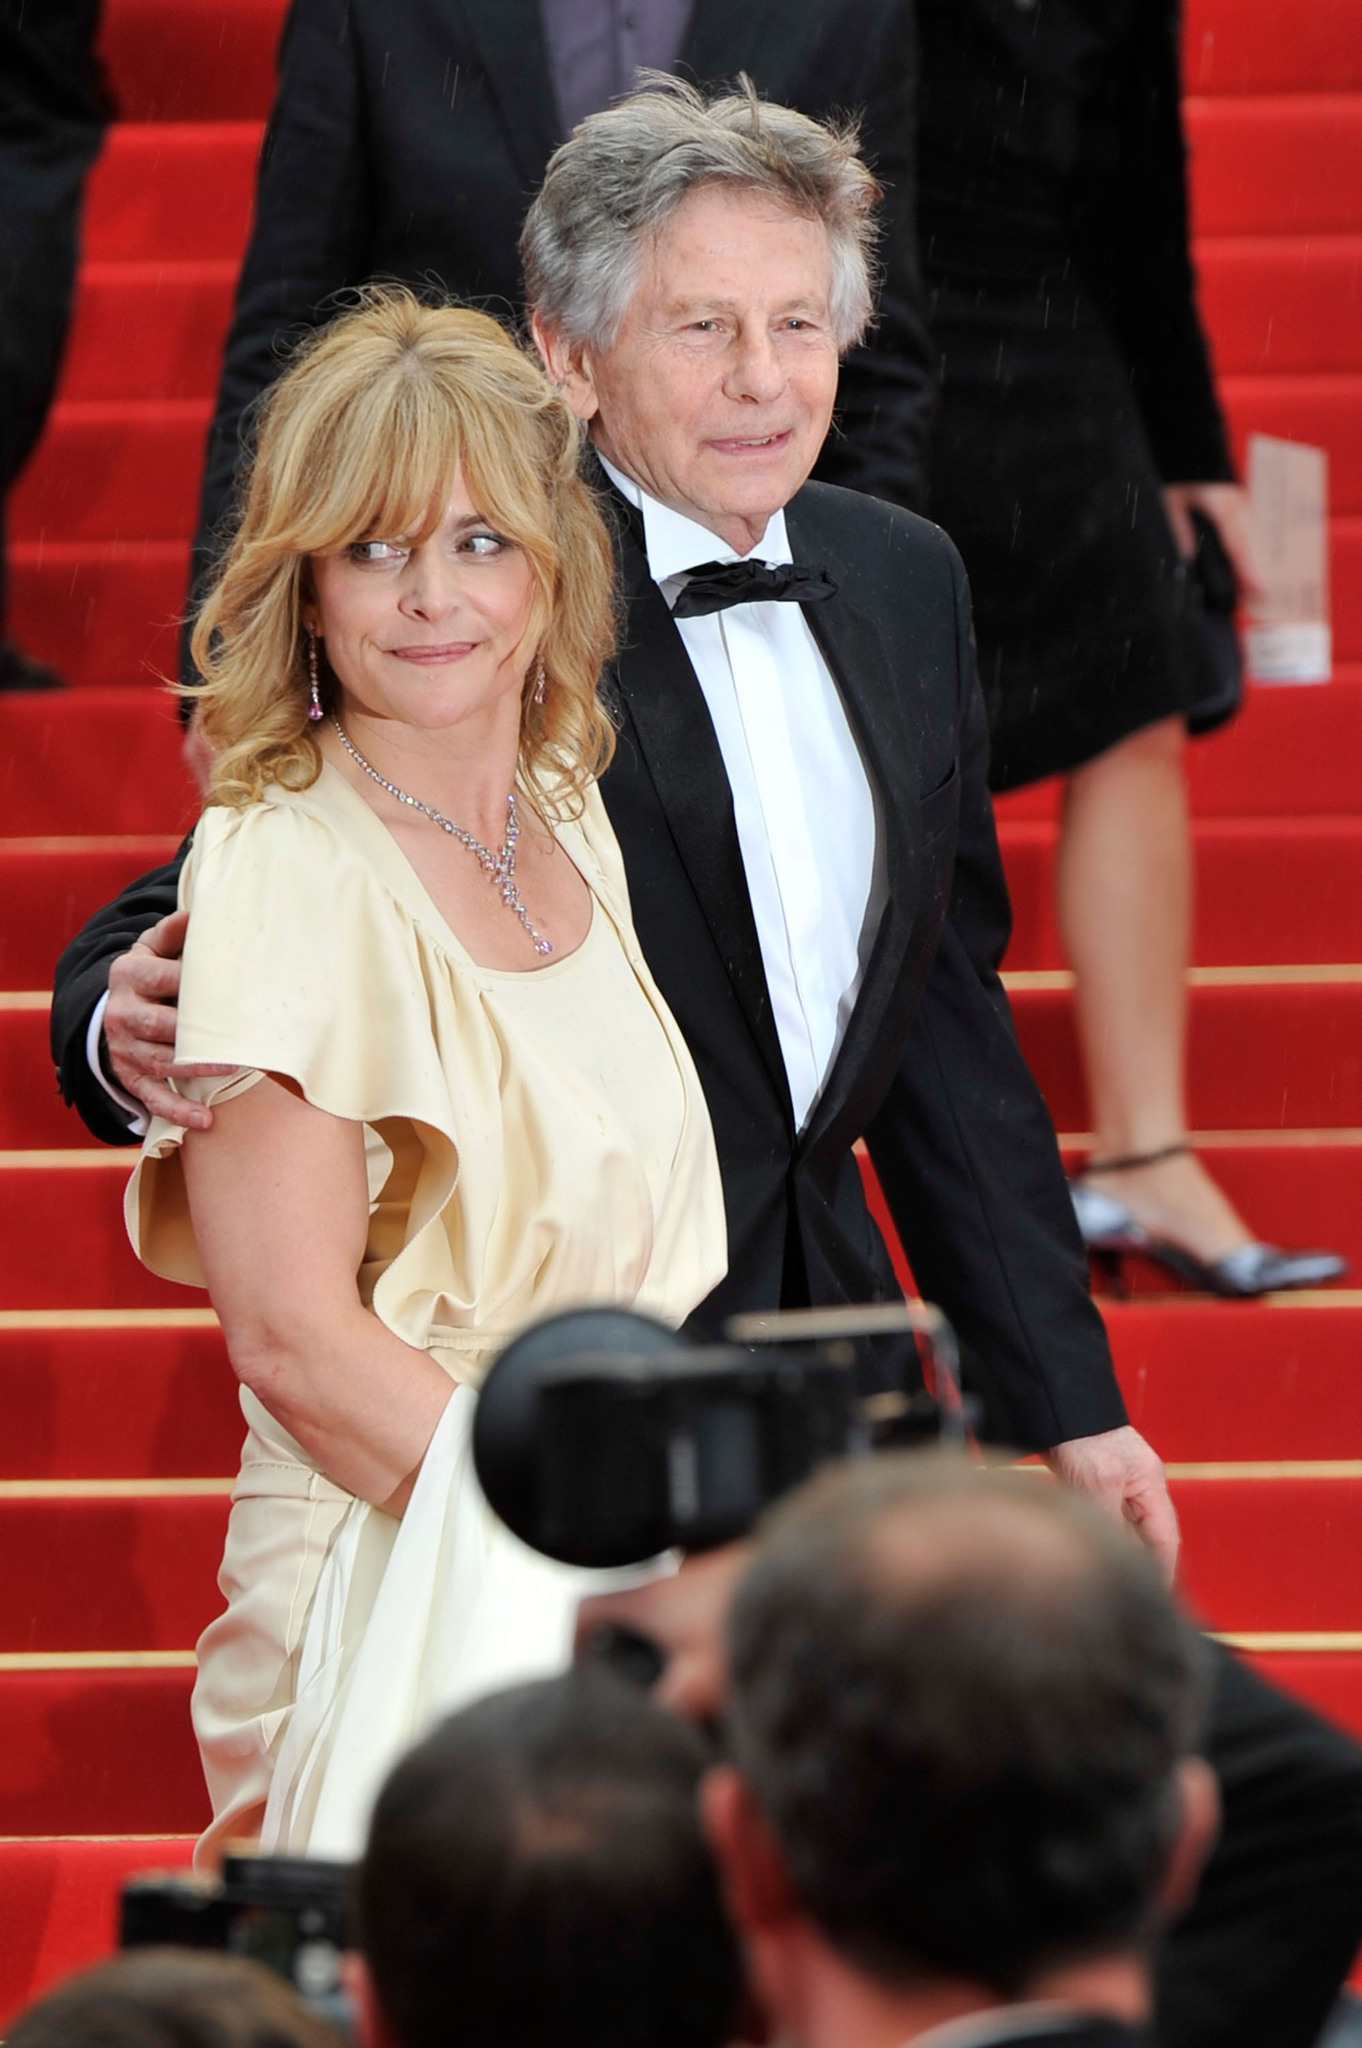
(522, 75), (880, 352)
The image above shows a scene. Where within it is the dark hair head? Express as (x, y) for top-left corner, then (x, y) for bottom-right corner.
(5, 1950), (339, 2048)
(357, 1666), (743, 2048)
(726, 1452), (1210, 1995)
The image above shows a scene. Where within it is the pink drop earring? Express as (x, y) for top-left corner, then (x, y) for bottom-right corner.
(307, 628), (323, 721)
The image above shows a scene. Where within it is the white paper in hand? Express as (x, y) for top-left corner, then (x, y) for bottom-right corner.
(1246, 434), (1331, 683)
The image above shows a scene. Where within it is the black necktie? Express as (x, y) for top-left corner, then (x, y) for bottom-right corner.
(670, 559), (840, 619)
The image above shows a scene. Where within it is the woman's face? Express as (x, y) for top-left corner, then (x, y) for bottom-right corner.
(307, 469), (537, 735)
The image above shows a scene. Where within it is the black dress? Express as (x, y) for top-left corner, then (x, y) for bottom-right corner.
(916, 0), (1235, 792)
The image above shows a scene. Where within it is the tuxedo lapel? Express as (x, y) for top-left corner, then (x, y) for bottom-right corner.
(787, 497), (924, 1158)
(608, 506), (794, 1120)
(456, 0), (562, 190)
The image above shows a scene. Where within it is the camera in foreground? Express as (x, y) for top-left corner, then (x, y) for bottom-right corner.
(472, 1299), (971, 1568)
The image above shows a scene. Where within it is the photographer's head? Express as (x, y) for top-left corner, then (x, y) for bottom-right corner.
(353, 1666), (742, 2048)
(705, 1453), (1217, 2048)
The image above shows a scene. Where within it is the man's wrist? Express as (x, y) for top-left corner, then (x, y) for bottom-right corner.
(86, 989), (148, 1136)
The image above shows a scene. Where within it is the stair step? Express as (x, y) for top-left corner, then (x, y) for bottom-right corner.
(1109, 1300), (1362, 1462)
(1243, 1650), (1362, 1743)
(1196, 236), (1362, 375)
(0, 1489), (228, 1653)
(1002, 815), (1362, 968)
(1058, 1139), (1362, 1295)
(18, 971), (1362, 1151)
(0, 1834), (195, 2028)
(0, 1155), (187, 1311)
(0, 1666), (207, 1837)
(1188, 96), (1362, 236)
(7, 542), (187, 696)
(0, 690), (198, 839)
(60, 262), (235, 404)
(15, 813), (1362, 994)
(84, 123), (260, 263)
(999, 676), (1362, 823)
(1176, 1474), (1362, 1631)
(0, 1315), (238, 1481)
(1220, 375), (1362, 516)
(4, 1292), (1361, 1474)
(100, 0), (285, 122)
(1184, 0), (1362, 94)
(1010, 972), (1362, 1132)
(858, 1143), (1361, 1300)
(10, 403), (211, 546)
(0, 838), (181, 992)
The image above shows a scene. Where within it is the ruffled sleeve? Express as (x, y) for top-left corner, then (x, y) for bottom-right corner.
(125, 787), (464, 1290)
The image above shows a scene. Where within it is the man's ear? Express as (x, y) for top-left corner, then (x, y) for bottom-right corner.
(531, 312), (600, 424)
(701, 1762), (802, 1938)
(1159, 1756), (1221, 1923)
(341, 1951), (397, 2048)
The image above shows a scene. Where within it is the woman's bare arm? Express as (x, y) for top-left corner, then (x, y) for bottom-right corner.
(181, 1073), (453, 1513)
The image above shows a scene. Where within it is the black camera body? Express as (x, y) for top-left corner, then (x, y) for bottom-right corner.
(121, 1855), (351, 2026)
(473, 1301), (969, 1569)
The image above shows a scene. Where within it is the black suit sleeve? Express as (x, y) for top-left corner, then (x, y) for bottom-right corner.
(1082, 0), (1234, 486)
(812, 0), (936, 513)
(864, 551), (1127, 1451)
(183, 0), (371, 681)
(49, 851), (189, 1146)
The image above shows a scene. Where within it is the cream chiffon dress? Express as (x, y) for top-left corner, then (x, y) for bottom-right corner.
(124, 761), (726, 1864)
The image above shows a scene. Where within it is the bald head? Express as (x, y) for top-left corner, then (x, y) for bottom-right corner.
(725, 1453), (1209, 1995)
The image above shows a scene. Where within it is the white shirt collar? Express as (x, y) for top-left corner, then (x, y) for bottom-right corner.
(597, 451), (793, 590)
(902, 2001), (1116, 2048)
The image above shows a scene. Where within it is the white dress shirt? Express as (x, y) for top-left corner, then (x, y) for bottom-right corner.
(602, 457), (885, 1132)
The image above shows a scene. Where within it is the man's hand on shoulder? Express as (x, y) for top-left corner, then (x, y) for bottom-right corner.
(1046, 1425), (1180, 1584)
(105, 910), (233, 1131)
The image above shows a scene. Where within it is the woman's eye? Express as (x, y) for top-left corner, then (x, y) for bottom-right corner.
(348, 539), (407, 563)
(462, 530), (509, 556)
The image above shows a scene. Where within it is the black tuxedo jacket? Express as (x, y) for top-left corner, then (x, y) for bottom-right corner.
(52, 478), (1124, 1453)
(187, 0), (934, 642)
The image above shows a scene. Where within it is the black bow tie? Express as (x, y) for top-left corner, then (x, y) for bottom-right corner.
(670, 558), (840, 618)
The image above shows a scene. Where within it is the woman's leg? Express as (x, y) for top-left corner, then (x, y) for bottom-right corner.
(1056, 713), (1255, 1262)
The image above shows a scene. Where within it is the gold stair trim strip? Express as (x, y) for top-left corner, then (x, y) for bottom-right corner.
(1167, 1461), (1362, 1479)
(1215, 1633), (1362, 1654)
(1058, 1129), (1362, 1149)
(1101, 1289), (1362, 1309)
(0, 1307), (219, 1330)
(0, 1651), (196, 1672)
(0, 1149), (139, 1169)
(0, 991), (51, 1011)
(0, 1478), (233, 1500)
(1006, 964), (1362, 991)
(0, 835), (179, 855)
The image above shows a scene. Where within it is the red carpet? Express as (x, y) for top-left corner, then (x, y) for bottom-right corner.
(2, 0), (1362, 2021)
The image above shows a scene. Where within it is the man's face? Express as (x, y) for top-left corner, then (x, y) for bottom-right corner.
(544, 185), (842, 554)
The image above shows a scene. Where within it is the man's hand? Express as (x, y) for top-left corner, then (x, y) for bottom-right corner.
(104, 910), (233, 1131)
(1163, 480), (1264, 601)
(575, 1542), (751, 1721)
(1046, 1425), (1180, 1585)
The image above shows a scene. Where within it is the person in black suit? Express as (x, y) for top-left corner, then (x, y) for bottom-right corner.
(703, 1451), (1219, 2048)
(0, 0), (109, 691)
(183, 0), (933, 673)
(915, 0), (1342, 1295)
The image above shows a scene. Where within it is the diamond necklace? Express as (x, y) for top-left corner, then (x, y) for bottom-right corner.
(331, 716), (553, 955)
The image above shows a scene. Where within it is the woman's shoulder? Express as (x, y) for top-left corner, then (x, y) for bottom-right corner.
(187, 764), (374, 894)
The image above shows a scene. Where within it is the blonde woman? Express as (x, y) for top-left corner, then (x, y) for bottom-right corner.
(124, 291), (726, 1864)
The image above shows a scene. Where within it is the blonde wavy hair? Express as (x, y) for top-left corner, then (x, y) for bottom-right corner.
(190, 289), (618, 812)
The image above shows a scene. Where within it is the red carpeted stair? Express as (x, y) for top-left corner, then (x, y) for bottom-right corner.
(2, 0), (1362, 2020)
